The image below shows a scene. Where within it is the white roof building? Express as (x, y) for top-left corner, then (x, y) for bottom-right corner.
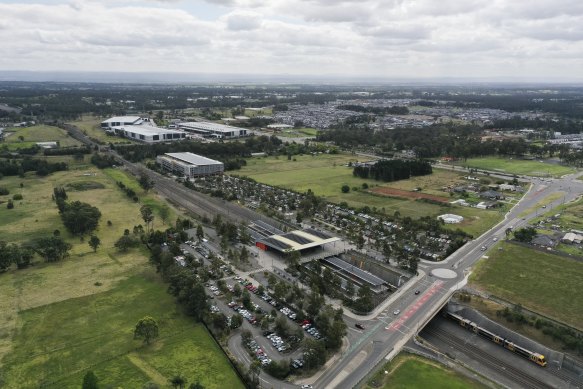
(178, 121), (248, 139)
(156, 152), (224, 178)
(437, 214), (464, 224)
(100, 116), (144, 128)
(109, 125), (185, 143)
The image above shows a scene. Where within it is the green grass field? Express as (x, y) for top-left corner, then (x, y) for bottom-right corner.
(2, 125), (83, 149)
(234, 154), (504, 236)
(0, 271), (243, 389)
(366, 354), (488, 389)
(470, 242), (583, 328)
(0, 165), (242, 388)
(459, 157), (574, 177)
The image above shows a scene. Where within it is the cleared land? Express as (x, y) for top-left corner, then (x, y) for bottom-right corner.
(1, 125), (83, 149)
(370, 187), (450, 203)
(459, 157), (574, 177)
(234, 154), (505, 236)
(366, 354), (489, 389)
(68, 115), (135, 144)
(0, 164), (242, 388)
(1, 271), (243, 389)
(470, 242), (583, 328)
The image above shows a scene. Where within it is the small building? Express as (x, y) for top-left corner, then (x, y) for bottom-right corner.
(36, 141), (58, 149)
(532, 234), (557, 248)
(437, 214), (464, 224)
(479, 190), (505, 200)
(561, 232), (583, 244)
(156, 152), (224, 178)
(450, 199), (469, 206)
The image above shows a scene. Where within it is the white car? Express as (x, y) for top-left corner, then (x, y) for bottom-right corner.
(393, 309), (400, 315)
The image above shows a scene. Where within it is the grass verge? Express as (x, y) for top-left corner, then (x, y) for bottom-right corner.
(459, 157), (574, 177)
(469, 241), (583, 328)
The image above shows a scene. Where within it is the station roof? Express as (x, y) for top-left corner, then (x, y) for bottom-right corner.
(322, 256), (385, 287)
(257, 228), (339, 253)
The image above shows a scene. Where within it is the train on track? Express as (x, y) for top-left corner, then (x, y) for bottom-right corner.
(445, 311), (547, 367)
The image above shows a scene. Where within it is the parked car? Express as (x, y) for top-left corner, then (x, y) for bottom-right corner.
(355, 323), (365, 330)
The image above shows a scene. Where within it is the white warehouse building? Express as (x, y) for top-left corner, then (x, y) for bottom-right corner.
(156, 152), (224, 178)
(108, 125), (186, 143)
(178, 121), (248, 139)
(101, 116), (149, 128)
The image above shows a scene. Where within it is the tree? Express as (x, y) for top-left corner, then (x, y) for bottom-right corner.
(240, 246), (249, 263)
(188, 382), (204, 389)
(134, 316), (159, 345)
(114, 235), (138, 252)
(341, 184), (350, 193)
(0, 241), (13, 272)
(60, 201), (102, 235)
(239, 223), (251, 244)
(139, 174), (154, 192)
(196, 224), (204, 240)
(34, 236), (72, 262)
(88, 235), (101, 252)
(140, 205), (154, 232)
(231, 313), (243, 329)
(169, 375), (186, 389)
(6, 199), (14, 209)
(82, 370), (99, 389)
(355, 285), (373, 313)
(513, 227), (537, 243)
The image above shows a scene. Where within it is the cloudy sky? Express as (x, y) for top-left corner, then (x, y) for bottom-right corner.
(0, 0), (582, 81)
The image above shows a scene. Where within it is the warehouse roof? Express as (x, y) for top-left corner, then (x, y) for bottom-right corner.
(164, 152), (223, 166)
(102, 116), (143, 123)
(179, 121), (245, 133)
(113, 125), (183, 136)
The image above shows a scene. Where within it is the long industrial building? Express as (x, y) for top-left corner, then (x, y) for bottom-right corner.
(156, 152), (224, 178)
(110, 125), (186, 143)
(256, 228), (340, 254)
(178, 121), (248, 139)
(101, 116), (147, 128)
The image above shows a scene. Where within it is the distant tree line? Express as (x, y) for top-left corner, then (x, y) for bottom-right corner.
(43, 146), (91, 156)
(353, 159), (432, 182)
(0, 158), (68, 177)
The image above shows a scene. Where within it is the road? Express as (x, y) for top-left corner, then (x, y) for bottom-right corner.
(62, 125), (583, 388)
(309, 171), (583, 389)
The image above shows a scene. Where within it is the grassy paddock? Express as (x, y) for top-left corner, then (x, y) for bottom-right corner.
(366, 353), (488, 389)
(2, 125), (82, 148)
(234, 154), (504, 235)
(0, 271), (243, 389)
(459, 157), (574, 177)
(470, 242), (583, 327)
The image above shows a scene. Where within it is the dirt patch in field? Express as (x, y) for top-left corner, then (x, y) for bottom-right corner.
(370, 187), (450, 203)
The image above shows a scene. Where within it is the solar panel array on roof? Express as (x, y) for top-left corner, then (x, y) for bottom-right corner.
(262, 237), (292, 250)
(254, 220), (284, 235)
(323, 257), (385, 287)
(281, 232), (313, 245)
(304, 228), (332, 240)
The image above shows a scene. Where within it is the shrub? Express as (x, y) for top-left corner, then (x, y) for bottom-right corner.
(13, 193), (23, 200)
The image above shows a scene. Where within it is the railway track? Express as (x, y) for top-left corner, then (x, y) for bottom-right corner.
(423, 327), (554, 389)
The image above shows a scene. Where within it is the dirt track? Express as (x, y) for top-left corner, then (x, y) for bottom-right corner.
(370, 187), (450, 203)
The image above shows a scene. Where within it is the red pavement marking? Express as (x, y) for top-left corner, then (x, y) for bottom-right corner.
(386, 280), (443, 332)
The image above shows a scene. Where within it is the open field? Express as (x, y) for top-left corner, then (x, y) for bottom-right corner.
(365, 353), (489, 389)
(2, 125), (83, 149)
(458, 157), (574, 177)
(0, 164), (242, 388)
(234, 154), (504, 236)
(68, 115), (135, 144)
(518, 191), (566, 217)
(470, 242), (583, 328)
(370, 187), (450, 203)
(0, 271), (243, 389)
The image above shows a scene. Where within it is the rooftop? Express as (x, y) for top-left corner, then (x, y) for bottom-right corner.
(179, 121), (245, 133)
(322, 256), (385, 287)
(257, 228), (339, 252)
(102, 116), (142, 123)
(112, 125), (183, 137)
(164, 152), (223, 166)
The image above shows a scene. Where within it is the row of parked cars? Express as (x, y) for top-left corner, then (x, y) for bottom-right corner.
(302, 323), (322, 340)
(265, 332), (289, 353)
(246, 339), (272, 366)
(227, 301), (258, 325)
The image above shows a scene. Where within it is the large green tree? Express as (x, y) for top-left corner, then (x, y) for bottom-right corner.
(82, 370), (99, 389)
(134, 316), (159, 345)
(34, 236), (72, 263)
(60, 201), (102, 235)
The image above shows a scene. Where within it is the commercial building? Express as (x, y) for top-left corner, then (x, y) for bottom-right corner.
(109, 125), (186, 143)
(156, 152), (224, 178)
(256, 228), (340, 254)
(100, 116), (146, 128)
(178, 121), (248, 139)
